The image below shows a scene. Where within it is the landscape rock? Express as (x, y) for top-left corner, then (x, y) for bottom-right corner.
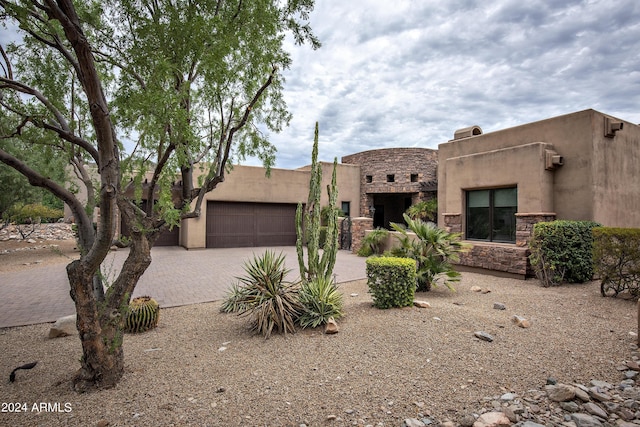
(474, 331), (494, 342)
(472, 411), (511, 427)
(493, 302), (506, 310)
(546, 383), (576, 402)
(512, 315), (532, 328)
(48, 314), (77, 338)
(570, 413), (603, 427)
(414, 300), (431, 308)
(402, 418), (426, 427)
(582, 402), (608, 418)
(470, 286), (482, 292)
(324, 318), (339, 334)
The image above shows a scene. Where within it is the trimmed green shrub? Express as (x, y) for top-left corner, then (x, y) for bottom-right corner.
(529, 220), (601, 287)
(366, 257), (417, 309)
(4, 203), (64, 224)
(298, 275), (344, 328)
(593, 227), (640, 298)
(357, 228), (389, 257)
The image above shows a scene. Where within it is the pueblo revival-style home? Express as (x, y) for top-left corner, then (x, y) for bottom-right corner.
(66, 108), (639, 277)
(439, 109), (640, 277)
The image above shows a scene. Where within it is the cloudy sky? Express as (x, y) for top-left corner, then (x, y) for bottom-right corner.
(261, 0), (640, 169)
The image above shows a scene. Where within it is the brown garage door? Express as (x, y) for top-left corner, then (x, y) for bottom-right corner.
(206, 202), (298, 248)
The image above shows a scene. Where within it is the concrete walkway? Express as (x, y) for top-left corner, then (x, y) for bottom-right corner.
(0, 247), (367, 329)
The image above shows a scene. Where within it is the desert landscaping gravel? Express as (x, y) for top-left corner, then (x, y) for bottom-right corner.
(1, 227), (639, 426)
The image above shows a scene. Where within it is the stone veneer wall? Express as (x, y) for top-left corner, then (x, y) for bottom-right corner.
(443, 212), (557, 277)
(351, 217), (373, 255)
(342, 148), (438, 218)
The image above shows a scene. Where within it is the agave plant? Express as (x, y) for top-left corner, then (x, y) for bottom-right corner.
(390, 214), (469, 291)
(236, 250), (303, 338)
(298, 275), (344, 328)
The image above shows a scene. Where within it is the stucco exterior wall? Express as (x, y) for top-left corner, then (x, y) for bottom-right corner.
(438, 108), (640, 276)
(183, 163), (361, 249)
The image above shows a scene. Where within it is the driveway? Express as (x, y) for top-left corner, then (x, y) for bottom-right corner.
(0, 246), (366, 328)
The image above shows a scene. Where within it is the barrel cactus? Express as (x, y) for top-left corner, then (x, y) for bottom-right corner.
(124, 296), (160, 333)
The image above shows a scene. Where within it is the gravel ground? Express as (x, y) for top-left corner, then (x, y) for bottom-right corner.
(1, 260), (638, 427)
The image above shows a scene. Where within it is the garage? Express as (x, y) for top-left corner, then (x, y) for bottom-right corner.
(206, 201), (298, 248)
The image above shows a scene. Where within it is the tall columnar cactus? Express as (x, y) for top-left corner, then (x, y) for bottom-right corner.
(296, 122), (339, 282)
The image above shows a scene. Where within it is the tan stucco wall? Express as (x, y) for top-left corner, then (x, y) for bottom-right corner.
(438, 109), (640, 232)
(182, 162), (361, 248)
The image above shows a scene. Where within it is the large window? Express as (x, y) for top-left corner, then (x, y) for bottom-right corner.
(466, 187), (517, 243)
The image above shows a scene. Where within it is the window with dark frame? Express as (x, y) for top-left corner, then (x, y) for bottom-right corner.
(365, 175), (373, 183)
(410, 173), (418, 182)
(386, 174), (395, 182)
(466, 187), (517, 243)
(341, 201), (350, 217)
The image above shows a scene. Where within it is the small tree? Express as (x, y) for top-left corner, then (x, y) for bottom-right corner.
(0, 0), (319, 390)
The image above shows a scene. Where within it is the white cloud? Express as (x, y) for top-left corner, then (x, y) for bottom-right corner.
(263, 0), (640, 169)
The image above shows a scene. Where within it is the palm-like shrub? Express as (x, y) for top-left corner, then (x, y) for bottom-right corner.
(357, 228), (389, 257)
(405, 199), (437, 222)
(298, 275), (344, 328)
(390, 214), (469, 291)
(235, 250), (303, 338)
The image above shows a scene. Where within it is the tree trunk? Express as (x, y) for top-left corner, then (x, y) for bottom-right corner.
(67, 223), (153, 392)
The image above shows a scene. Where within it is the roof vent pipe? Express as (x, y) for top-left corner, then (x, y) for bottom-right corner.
(453, 125), (483, 140)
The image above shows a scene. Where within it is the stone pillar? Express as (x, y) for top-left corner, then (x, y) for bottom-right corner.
(442, 213), (462, 234)
(515, 212), (556, 247)
(351, 217), (373, 254)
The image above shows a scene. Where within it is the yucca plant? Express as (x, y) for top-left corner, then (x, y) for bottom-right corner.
(298, 275), (344, 328)
(236, 250), (303, 339)
(391, 214), (469, 291)
(220, 282), (253, 313)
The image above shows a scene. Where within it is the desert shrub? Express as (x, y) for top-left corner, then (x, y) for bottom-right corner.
(405, 199), (437, 222)
(390, 214), (468, 291)
(220, 282), (253, 313)
(298, 275), (344, 328)
(235, 250), (303, 338)
(366, 256), (417, 309)
(593, 227), (640, 298)
(357, 228), (389, 257)
(529, 220), (601, 287)
(4, 203), (64, 224)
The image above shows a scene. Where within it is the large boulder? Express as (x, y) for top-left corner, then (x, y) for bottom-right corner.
(48, 314), (77, 338)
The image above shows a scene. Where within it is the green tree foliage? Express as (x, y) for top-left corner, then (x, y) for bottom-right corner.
(0, 0), (318, 390)
(390, 214), (469, 291)
(529, 220), (601, 287)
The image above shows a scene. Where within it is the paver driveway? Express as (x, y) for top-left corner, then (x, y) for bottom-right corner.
(0, 246), (366, 328)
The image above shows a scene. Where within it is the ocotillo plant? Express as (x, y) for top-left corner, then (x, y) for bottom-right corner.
(296, 122), (339, 282)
